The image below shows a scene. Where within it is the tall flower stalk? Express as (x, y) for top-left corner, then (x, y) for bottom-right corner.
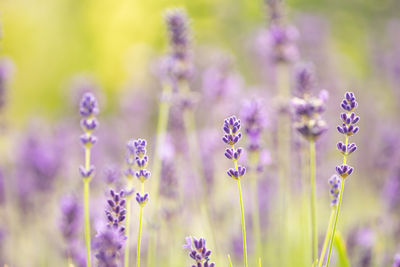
(325, 92), (359, 267)
(222, 116), (248, 267)
(123, 140), (136, 267)
(134, 139), (151, 267)
(318, 175), (341, 267)
(291, 63), (327, 266)
(79, 92), (99, 267)
(241, 99), (265, 260)
(147, 10), (192, 266)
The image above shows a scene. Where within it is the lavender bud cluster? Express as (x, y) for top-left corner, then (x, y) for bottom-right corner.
(291, 64), (328, 140)
(266, 24), (299, 63)
(164, 8), (193, 82)
(328, 175), (341, 207)
(241, 99), (265, 153)
(79, 92), (99, 180)
(106, 189), (126, 234)
(183, 237), (215, 267)
(133, 139), (150, 206)
(335, 92), (359, 180)
(223, 116), (246, 180)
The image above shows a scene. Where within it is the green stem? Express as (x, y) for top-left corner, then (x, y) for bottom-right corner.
(318, 209), (335, 267)
(309, 139), (318, 266)
(237, 179), (248, 267)
(124, 180), (134, 267)
(137, 181), (145, 267)
(325, 179), (345, 267)
(137, 206), (144, 267)
(326, 135), (349, 267)
(259, 258), (262, 267)
(83, 147), (91, 267)
(83, 180), (91, 267)
(232, 145), (248, 267)
(228, 255), (233, 267)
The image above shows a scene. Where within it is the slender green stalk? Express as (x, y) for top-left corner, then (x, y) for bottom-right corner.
(259, 258), (262, 267)
(124, 180), (134, 267)
(83, 147), (91, 267)
(326, 135), (349, 267)
(228, 255), (233, 267)
(237, 179), (248, 267)
(137, 206), (144, 267)
(309, 139), (318, 266)
(232, 144), (248, 267)
(83, 180), (91, 267)
(318, 209), (335, 267)
(137, 182), (145, 267)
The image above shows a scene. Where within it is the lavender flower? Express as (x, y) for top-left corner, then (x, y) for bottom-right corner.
(59, 196), (86, 267)
(241, 99), (266, 153)
(164, 8), (193, 82)
(184, 237), (215, 267)
(335, 92), (359, 180)
(106, 189), (126, 234)
(94, 227), (126, 267)
(291, 91), (328, 140)
(265, 24), (299, 63)
(133, 138), (151, 205)
(202, 57), (242, 101)
(60, 196), (82, 241)
(393, 254), (400, 267)
(328, 175), (341, 207)
(325, 92), (360, 267)
(222, 116), (248, 266)
(223, 116), (246, 180)
(80, 92), (99, 180)
(294, 62), (315, 95)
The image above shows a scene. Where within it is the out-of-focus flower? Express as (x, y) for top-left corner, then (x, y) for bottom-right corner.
(59, 196), (86, 267)
(328, 175), (341, 207)
(241, 99), (267, 153)
(202, 58), (242, 101)
(164, 8), (193, 82)
(383, 167), (400, 213)
(94, 227), (126, 267)
(393, 254), (400, 267)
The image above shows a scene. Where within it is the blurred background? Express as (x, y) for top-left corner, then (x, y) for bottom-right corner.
(0, 0), (400, 266)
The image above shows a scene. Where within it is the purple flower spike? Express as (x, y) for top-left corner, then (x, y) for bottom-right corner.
(94, 227), (126, 267)
(295, 62), (315, 95)
(105, 189), (126, 233)
(164, 8), (193, 81)
(291, 65), (327, 140)
(334, 92), (359, 183)
(241, 99), (266, 152)
(184, 236), (215, 267)
(329, 175), (341, 207)
(223, 116), (247, 181)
